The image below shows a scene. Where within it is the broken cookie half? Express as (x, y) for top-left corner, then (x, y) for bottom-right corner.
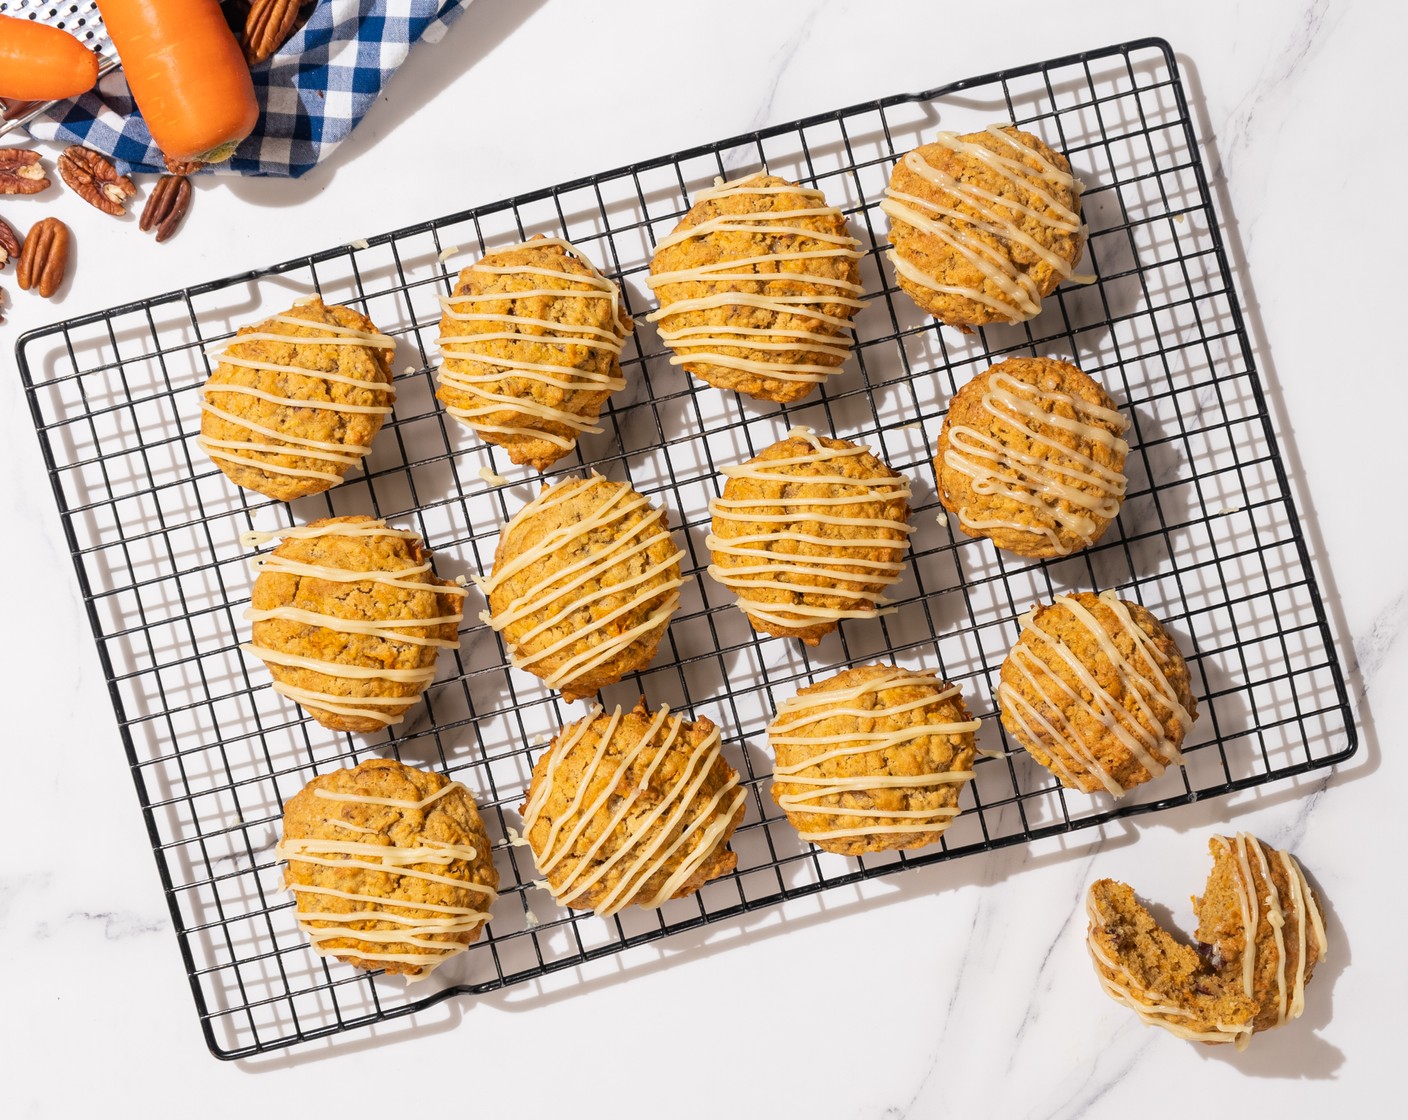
(1086, 832), (1328, 1049)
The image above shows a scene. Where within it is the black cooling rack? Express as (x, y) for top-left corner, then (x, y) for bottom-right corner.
(16, 37), (1355, 1060)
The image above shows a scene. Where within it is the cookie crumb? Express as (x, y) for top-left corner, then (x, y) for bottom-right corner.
(348, 238), (370, 250)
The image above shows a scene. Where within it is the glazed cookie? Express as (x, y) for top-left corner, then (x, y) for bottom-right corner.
(478, 476), (685, 702)
(278, 758), (499, 980)
(881, 125), (1086, 330)
(1087, 832), (1327, 1048)
(935, 356), (1129, 558)
(768, 664), (981, 855)
(646, 173), (866, 403)
(198, 297), (396, 501)
(436, 236), (634, 470)
(706, 429), (913, 645)
(520, 700), (746, 915)
(244, 517), (466, 733)
(998, 591), (1196, 796)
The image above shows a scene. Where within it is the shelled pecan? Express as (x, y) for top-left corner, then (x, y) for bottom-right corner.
(59, 146), (137, 216)
(140, 175), (193, 243)
(0, 149), (50, 195)
(16, 217), (69, 298)
(243, 0), (304, 65)
(0, 217), (20, 271)
(163, 154), (206, 178)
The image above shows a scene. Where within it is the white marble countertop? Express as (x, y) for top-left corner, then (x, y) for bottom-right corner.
(2, 1), (1401, 1115)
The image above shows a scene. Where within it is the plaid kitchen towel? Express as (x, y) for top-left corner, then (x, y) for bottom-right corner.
(24, 1), (475, 178)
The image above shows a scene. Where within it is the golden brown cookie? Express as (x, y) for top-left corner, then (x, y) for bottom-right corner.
(1087, 833), (1327, 1048)
(706, 430), (912, 645)
(881, 125), (1086, 330)
(198, 297), (395, 501)
(436, 236), (633, 470)
(278, 758), (499, 979)
(478, 476), (685, 702)
(520, 700), (745, 915)
(646, 173), (865, 403)
(245, 516), (466, 732)
(768, 664), (981, 855)
(997, 591), (1196, 796)
(935, 356), (1129, 558)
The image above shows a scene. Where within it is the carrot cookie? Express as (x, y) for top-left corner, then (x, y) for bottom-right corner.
(1087, 833), (1327, 1048)
(997, 591), (1196, 796)
(768, 664), (981, 855)
(520, 700), (745, 915)
(198, 297), (395, 501)
(646, 173), (865, 403)
(478, 476), (685, 702)
(278, 758), (499, 980)
(244, 517), (466, 732)
(706, 430), (913, 644)
(436, 236), (633, 470)
(935, 356), (1129, 558)
(881, 125), (1086, 330)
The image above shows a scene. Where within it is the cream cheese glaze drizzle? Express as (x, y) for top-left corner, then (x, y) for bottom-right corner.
(998, 591), (1193, 796)
(706, 428), (912, 630)
(1215, 832), (1328, 1030)
(436, 237), (630, 451)
(522, 705), (745, 915)
(943, 367), (1129, 555)
(881, 125), (1088, 323)
(477, 478), (685, 696)
(770, 668), (980, 843)
(1085, 888), (1254, 1048)
(242, 520), (465, 727)
(277, 780), (497, 980)
(198, 312), (395, 483)
(646, 175), (866, 384)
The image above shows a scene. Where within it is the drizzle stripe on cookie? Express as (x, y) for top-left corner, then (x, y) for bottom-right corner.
(199, 311), (394, 482)
(647, 175), (865, 385)
(436, 237), (630, 452)
(522, 705), (745, 916)
(278, 781), (496, 979)
(770, 669), (979, 842)
(881, 125), (1085, 323)
(478, 478), (685, 696)
(943, 368), (1129, 555)
(998, 591), (1192, 796)
(706, 429), (912, 630)
(245, 520), (464, 728)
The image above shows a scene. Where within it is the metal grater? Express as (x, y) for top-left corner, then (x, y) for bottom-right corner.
(0, 1), (120, 139)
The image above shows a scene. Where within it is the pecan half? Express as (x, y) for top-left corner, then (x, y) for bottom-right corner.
(16, 217), (69, 298)
(59, 146), (137, 217)
(140, 174), (193, 243)
(163, 154), (205, 177)
(243, 0), (302, 65)
(0, 217), (20, 271)
(0, 149), (50, 195)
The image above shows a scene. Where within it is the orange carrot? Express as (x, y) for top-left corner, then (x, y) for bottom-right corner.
(93, 0), (259, 164)
(0, 14), (101, 102)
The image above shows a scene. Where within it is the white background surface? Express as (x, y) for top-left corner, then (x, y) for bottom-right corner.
(2, 1), (1401, 1115)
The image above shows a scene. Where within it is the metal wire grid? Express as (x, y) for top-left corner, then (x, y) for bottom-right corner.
(16, 37), (1354, 1059)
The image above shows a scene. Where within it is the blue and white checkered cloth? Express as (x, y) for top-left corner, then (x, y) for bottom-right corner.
(24, 1), (474, 178)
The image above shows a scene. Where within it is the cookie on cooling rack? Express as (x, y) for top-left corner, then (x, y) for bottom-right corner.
(520, 700), (745, 915)
(881, 125), (1086, 330)
(477, 476), (685, 702)
(768, 664), (981, 856)
(706, 429), (912, 645)
(935, 356), (1129, 558)
(198, 297), (396, 501)
(436, 236), (634, 470)
(244, 516), (466, 733)
(278, 758), (499, 980)
(1087, 832), (1327, 1048)
(997, 591), (1196, 796)
(646, 172), (865, 403)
